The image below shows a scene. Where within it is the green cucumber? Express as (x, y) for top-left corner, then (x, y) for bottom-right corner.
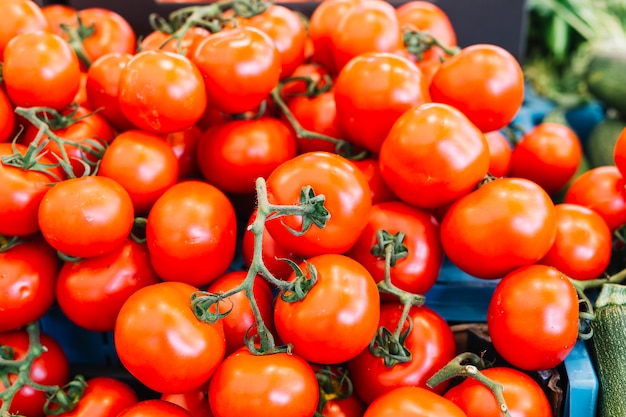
(591, 284), (626, 417)
(585, 115), (626, 168)
(585, 47), (626, 119)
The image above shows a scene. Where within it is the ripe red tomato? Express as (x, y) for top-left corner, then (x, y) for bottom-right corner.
(363, 386), (467, 417)
(334, 51), (431, 154)
(483, 130), (512, 177)
(264, 151), (372, 258)
(348, 303), (456, 404)
(146, 180), (237, 287)
(378, 102), (490, 210)
(429, 44), (524, 133)
(351, 157), (398, 205)
(140, 26), (210, 57)
(0, 237), (60, 333)
(196, 117), (297, 194)
(118, 50), (207, 134)
(274, 254), (380, 364)
(443, 366), (552, 417)
(539, 203), (612, 280)
(0, 329), (70, 417)
(48, 376), (139, 417)
(346, 201), (443, 296)
(161, 389), (213, 417)
(117, 400), (192, 417)
(165, 125), (203, 181)
(3, 31), (80, 110)
(73, 7), (136, 63)
(38, 176), (134, 258)
(41, 4), (77, 38)
(0, 0), (50, 58)
(613, 127), (626, 176)
(0, 88), (16, 143)
(509, 122), (583, 194)
(321, 395), (366, 417)
(115, 281), (226, 394)
(191, 26), (281, 115)
(564, 165), (626, 231)
(208, 348), (319, 417)
(98, 129), (179, 215)
(0, 143), (61, 236)
(487, 264), (579, 371)
(441, 177), (557, 279)
(55, 238), (160, 332)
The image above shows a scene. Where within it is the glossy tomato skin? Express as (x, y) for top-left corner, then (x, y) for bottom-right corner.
(351, 158), (398, 205)
(322, 395), (366, 417)
(443, 367), (552, 417)
(346, 201), (443, 297)
(441, 177), (557, 279)
(146, 180), (237, 287)
(0, 237), (60, 333)
(140, 26), (210, 57)
(208, 348), (319, 417)
(74, 8), (136, 63)
(161, 389), (213, 417)
(98, 129), (179, 215)
(564, 165), (626, 231)
(165, 125), (203, 181)
(118, 50), (207, 134)
(3, 31), (80, 110)
(41, 4), (77, 38)
(38, 176), (135, 259)
(614, 127), (626, 176)
(0, 143), (61, 236)
(379, 102), (490, 210)
(196, 117), (297, 194)
(48, 376), (139, 417)
(348, 303), (456, 404)
(274, 254), (380, 364)
(117, 400), (193, 417)
(484, 130), (512, 177)
(487, 264), (579, 371)
(56, 238), (160, 332)
(115, 281), (226, 394)
(191, 26), (281, 115)
(429, 44), (524, 133)
(265, 151), (372, 258)
(539, 203), (612, 280)
(0, 88), (16, 143)
(0, 330), (70, 417)
(363, 386), (467, 417)
(509, 122), (583, 195)
(0, 0), (50, 57)
(334, 52), (431, 154)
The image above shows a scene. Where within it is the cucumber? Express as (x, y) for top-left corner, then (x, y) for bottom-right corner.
(585, 47), (626, 119)
(585, 115), (626, 168)
(591, 284), (626, 417)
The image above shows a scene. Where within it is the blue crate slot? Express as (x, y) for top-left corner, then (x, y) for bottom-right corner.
(563, 341), (598, 417)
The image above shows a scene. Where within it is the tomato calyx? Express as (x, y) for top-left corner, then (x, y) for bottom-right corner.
(313, 366), (354, 417)
(0, 236), (23, 253)
(403, 27), (460, 62)
(0, 323), (86, 416)
(60, 15), (94, 69)
(1, 137), (62, 182)
(427, 352), (513, 417)
(369, 316), (414, 367)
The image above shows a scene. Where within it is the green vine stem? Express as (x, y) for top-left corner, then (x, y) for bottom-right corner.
(427, 352), (513, 417)
(0, 236), (23, 253)
(313, 366), (354, 417)
(191, 177), (330, 355)
(60, 16), (94, 69)
(402, 28), (460, 62)
(0, 323), (87, 416)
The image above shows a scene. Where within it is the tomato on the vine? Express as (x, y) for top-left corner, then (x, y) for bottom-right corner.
(73, 7), (137, 63)
(363, 386), (467, 417)
(0, 0), (50, 57)
(41, 3), (77, 38)
(117, 400), (193, 417)
(140, 26), (211, 57)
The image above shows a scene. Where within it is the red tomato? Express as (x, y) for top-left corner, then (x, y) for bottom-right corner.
(331, 0), (402, 72)
(264, 151), (372, 258)
(614, 127), (626, 176)
(208, 349), (319, 417)
(38, 176), (135, 258)
(118, 50), (207, 134)
(0, 330), (70, 417)
(0, 237), (59, 333)
(140, 26), (211, 57)
(117, 400), (192, 417)
(0, 142), (61, 236)
(55, 238), (160, 332)
(363, 386), (467, 417)
(98, 129), (179, 214)
(348, 303), (456, 404)
(206, 271), (277, 356)
(161, 389), (213, 417)
(191, 26), (281, 115)
(85, 52), (135, 131)
(41, 4), (77, 38)
(74, 7), (136, 63)
(378, 102), (490, 210)
(196, 117), (297, 194)
(441, 177), (557, 279)
(274, 254), (380, 364)
(114, 281), (226, 394)
(165, 125), (203, 180)
(351, 157), (398, 204)
(145, 180), (237, 287)
(3, 31), (80, 110)
(322, 395), (366, 417)
(429, 44), (524, 133)
(346, 201), (443, 296)
(509, 122), (583, 194)
(334, 52), (430, 154)
(279, 62), (329, 99)
(0, 0), (50, 58)
(539, 203), (612, 280)
(484, 130), (512, 177)
(564, 165), (626, 231)
(0, 88), (16, 143)
(487, 264), (579, 371)
(48, 376), (139, 417)
(443, 366), (552, 417)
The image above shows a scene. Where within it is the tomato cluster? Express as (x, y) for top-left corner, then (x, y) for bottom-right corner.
(0, 0), (619, 416)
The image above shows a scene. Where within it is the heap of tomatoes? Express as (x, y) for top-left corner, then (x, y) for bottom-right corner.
(1, 0), (623, 416)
